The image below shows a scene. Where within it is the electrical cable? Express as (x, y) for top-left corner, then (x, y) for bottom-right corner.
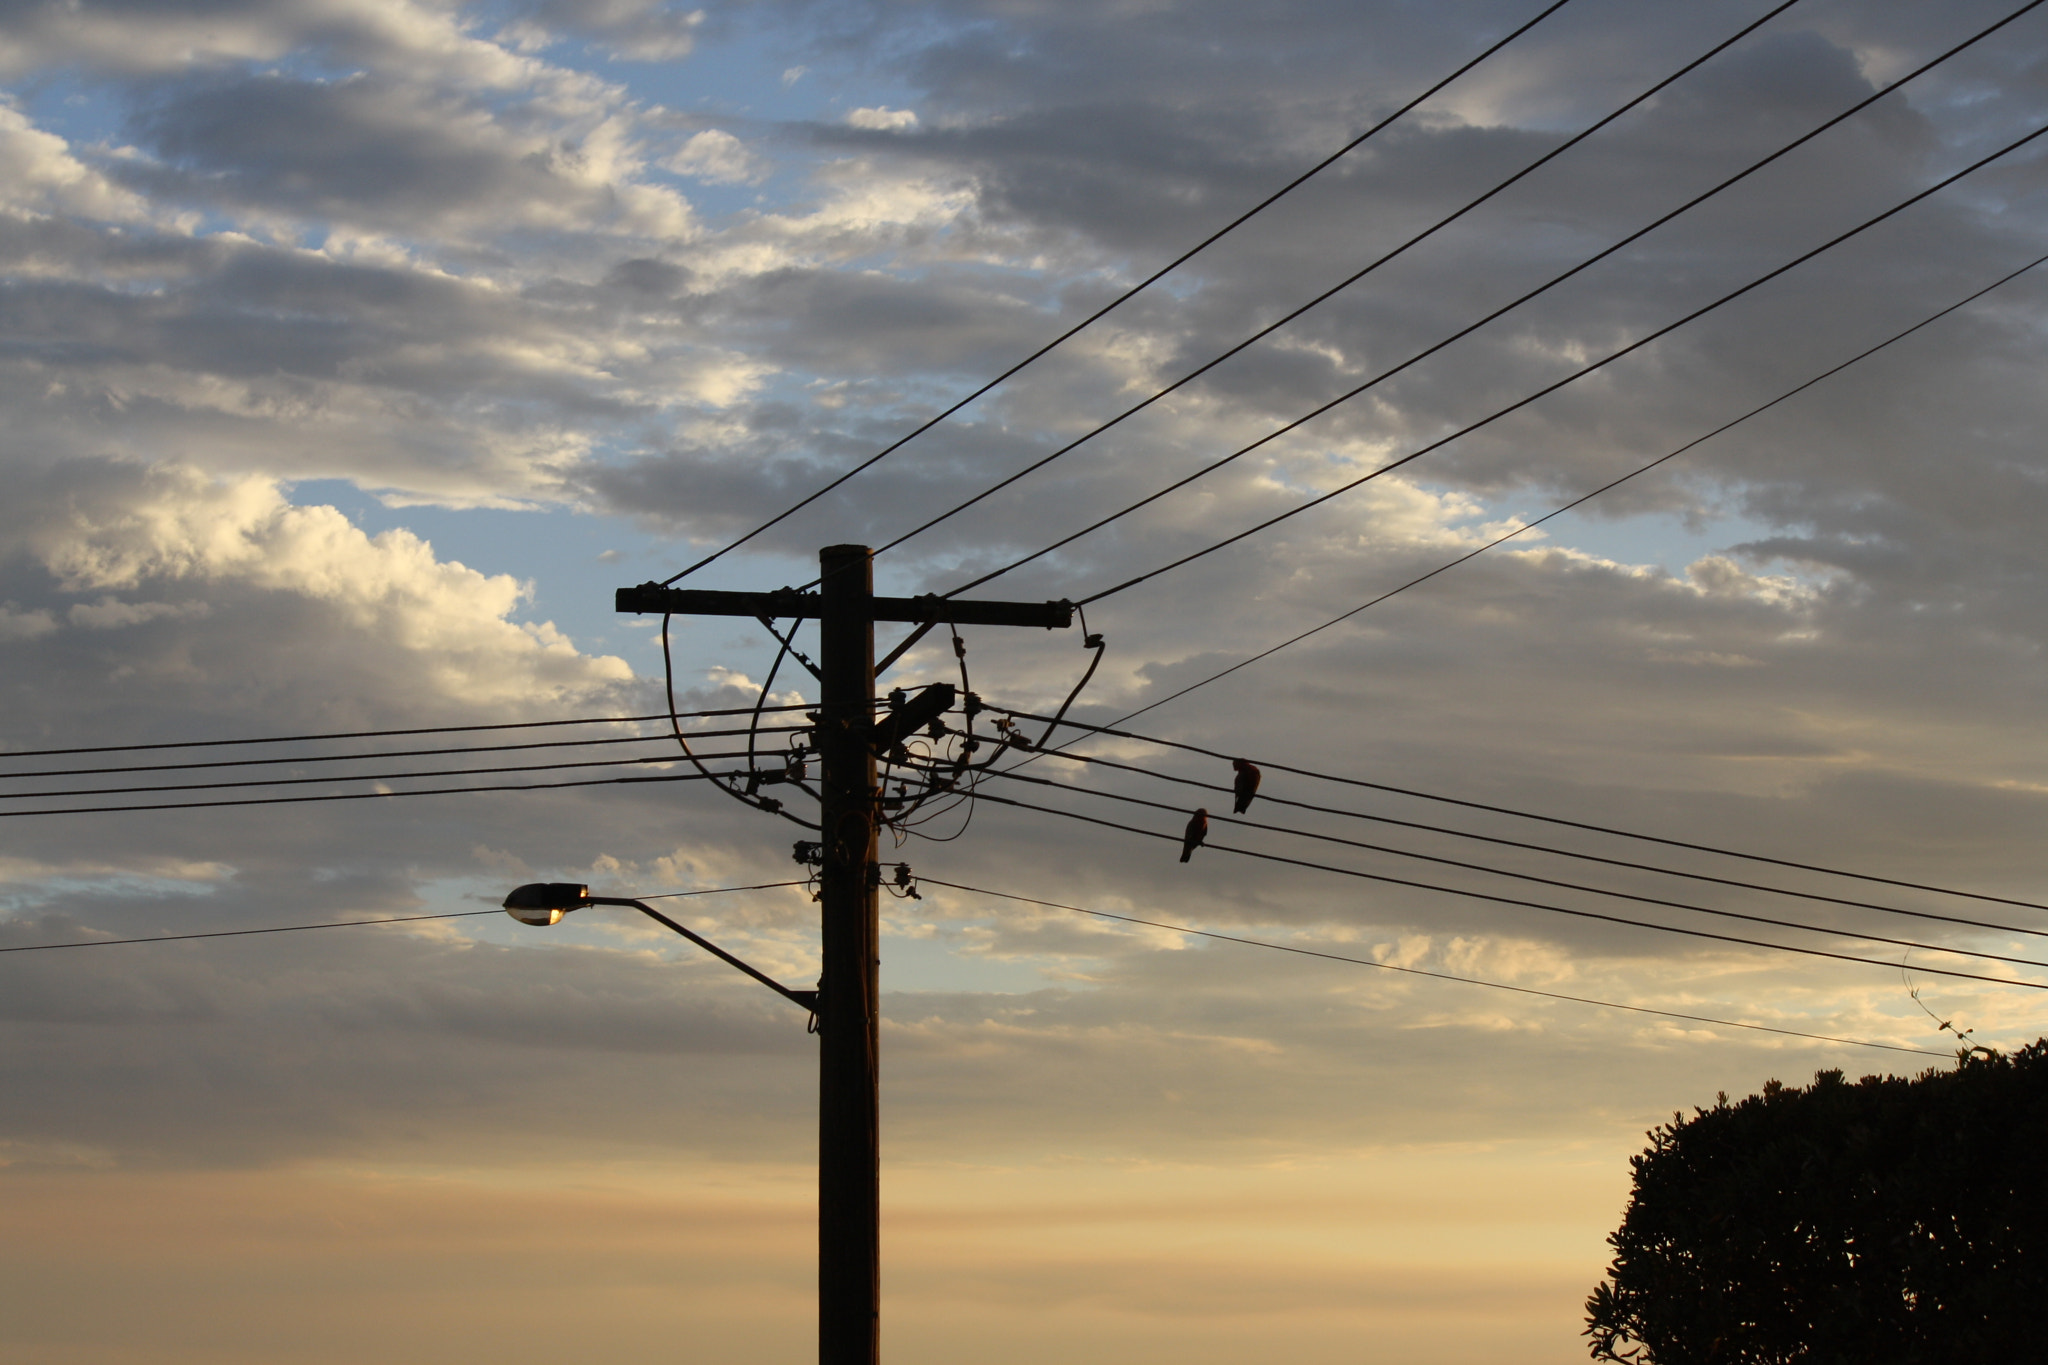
(745, 617), (801, 781)
(1099, 251), (2048, 729)
(0, 725), (811, 782)
(0, 768), (723, 819)
(738, 618), (826, 813)
(2, 865), (1953, 1059)
(0, 750), (759, 803)
(39, 5), (2007, 834)
(1, 880), (814, 954)
(663, 612), (819, 830)
(848, 0), (1812, 574)
(637, 880), (813, 900)
(1065, 111), (2048, 606)
(0, 909), (502, 953)
(889, 620), (990, 843)
(991, 705), (2048, 916)
(914, 876), (1949, 1057)
(975, 730), (2048, 941)
(960, 787), (2048, 991)
(657, 0), (1580, 586)
(968, 5), (2048, 601)
(943, 760), (2048, 971)
(1, 704), (825, 760)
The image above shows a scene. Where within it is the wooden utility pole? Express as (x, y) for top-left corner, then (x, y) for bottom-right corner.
(618, 548), (1070, 1365)
(814, 542), (882, 1362)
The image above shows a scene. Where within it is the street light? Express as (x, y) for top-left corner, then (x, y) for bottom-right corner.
(502, 882), (818, 1012)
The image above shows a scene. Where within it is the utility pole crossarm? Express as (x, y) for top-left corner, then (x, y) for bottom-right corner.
(617, 584), (1073, 630)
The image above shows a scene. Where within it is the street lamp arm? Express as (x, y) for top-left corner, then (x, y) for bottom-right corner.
(589, 896), (819, 1013)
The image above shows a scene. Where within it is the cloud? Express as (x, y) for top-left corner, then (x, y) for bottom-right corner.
(120, 71), (697, 242)
(2, 17), (2047, 1363)
(66, 595), (212, 629)
(4, 460), (634, 715)
(0, 100), (157, 223)
(0, 0), (546, 88)
(662, 128), (767, 185)
(517, 0), (706, 61)
(847, 106), (918, 131)
(0, 601), (56, 639)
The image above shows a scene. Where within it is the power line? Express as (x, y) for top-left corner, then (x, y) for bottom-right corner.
(915, 876), (1949, 1058)
(0, 725), (810, 783)
(1100, 251), (2048, 727)
(950, 760), (2048, 971)
(959, 734), (2048, 941)
(0, 750), (759, 803)
(1067, 111), (2048, 605)
(658, 612), (822, 832)
(962, 787), (2048, 991)
(2, 860), (1953, 1058)
(0, 768), (722, 819)
(640, 880), (812, 901)
(1, 703), (822, 760)
(658, 0), (1580, 586)
(915, 2), (2044, 604)
(992, 705), (2048, 916)
(848, 0), (1810, 574)
(1, 909), (499, 953)
(0, 881), (813, 954)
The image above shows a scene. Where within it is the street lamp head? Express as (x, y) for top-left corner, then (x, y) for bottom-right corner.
(502, 882), (592, 926)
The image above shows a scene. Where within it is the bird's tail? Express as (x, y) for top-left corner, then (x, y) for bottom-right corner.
(1179, 848), (1192, 863)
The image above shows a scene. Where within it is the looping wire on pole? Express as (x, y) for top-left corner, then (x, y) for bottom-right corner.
(664, 612), (821, 831)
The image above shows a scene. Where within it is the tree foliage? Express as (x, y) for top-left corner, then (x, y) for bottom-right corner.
(1585, 1041), (2048, 1364)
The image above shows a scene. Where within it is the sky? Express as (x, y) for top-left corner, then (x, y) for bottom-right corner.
(4, 0), (2048, 1360)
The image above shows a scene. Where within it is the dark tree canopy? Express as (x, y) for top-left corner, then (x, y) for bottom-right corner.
(1585, 1041), (2048, 1364)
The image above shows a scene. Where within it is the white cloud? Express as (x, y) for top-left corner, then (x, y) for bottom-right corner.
(0, 103), (157, 224)
(512, 0), (706, 62)
(0, 0), (545, 90)
(16, 463), (632, 709)
(119, 73), (699, 244)
(846, 106), (919, 131)
(663, 128), (767, 185)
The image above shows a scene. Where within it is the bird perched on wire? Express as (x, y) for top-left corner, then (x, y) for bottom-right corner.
(1231, 759), (1261, 814)
(1180, 808), (1208, 863)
